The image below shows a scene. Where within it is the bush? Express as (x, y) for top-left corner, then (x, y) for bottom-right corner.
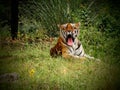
(0, 23), (11, 40)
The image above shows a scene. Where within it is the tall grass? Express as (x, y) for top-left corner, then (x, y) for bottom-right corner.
(19, 0), (86, 36)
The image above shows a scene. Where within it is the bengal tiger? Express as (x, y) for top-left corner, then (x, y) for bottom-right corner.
(50, 22), (94, 60)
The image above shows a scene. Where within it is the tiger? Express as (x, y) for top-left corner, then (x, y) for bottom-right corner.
(50, 22), (94, 60)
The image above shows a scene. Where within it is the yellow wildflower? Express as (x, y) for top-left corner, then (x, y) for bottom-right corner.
(29, 69), (35, 77)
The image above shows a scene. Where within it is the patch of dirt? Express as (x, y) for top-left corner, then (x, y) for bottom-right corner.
(0, 72), (19, 83)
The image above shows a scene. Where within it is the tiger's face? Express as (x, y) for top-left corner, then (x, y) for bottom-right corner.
(58, 22), (80, 46)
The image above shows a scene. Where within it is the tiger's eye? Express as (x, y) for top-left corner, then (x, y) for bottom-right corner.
(74, 27), (77, 29)
(75, 30), (78, 33)
(74, 30), (76, 33)
(76, 30), (78, 33)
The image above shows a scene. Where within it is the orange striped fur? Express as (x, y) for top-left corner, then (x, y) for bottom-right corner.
(50, 22), (86, 59)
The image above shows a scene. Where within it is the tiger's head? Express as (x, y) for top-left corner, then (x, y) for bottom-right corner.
(58, 22), (80, 46)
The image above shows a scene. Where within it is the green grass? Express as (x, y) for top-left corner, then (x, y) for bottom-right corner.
(0, 41), (120, 90)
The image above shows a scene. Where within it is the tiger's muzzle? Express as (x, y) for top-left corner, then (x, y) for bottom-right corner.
(66, 32), (75, 46)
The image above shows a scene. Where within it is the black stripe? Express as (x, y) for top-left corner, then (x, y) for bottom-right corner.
(68, 47), (73, 53)
(75, 43), (81, 50)
(78, 50), (82, 56)
(63, 31), (66, 39)
(61, 30), (66, 39)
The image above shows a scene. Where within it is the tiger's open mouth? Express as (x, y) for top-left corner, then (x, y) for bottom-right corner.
(66, 34), (74, 46)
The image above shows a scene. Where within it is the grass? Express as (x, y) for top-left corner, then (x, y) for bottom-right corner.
(0, 40), (120, 90)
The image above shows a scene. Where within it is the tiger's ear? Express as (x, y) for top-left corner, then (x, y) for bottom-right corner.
(57, 24), (62, 29)
(75, 22), (81, 28)
(57, 24), (66, 30)
(57, 24), (60, 28)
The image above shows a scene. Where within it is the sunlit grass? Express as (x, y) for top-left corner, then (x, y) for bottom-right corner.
(0, 42), (120, 90)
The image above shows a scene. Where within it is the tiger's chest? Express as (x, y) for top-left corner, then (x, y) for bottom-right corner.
(63, 41), (85, 57)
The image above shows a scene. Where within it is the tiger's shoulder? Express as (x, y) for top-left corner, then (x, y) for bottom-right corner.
(50, 37), (63, 57)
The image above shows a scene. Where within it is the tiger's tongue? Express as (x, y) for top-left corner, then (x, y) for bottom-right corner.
(67, 38), (73, 46)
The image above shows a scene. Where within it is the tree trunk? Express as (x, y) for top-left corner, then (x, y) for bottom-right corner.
(11, 0), (18, 40)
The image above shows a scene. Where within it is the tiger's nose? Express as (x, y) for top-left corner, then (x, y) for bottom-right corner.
(67, 31), (72, 34)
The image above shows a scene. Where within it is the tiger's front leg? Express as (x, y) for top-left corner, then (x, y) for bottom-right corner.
(62, 47), (86, 60)
(50, 47), (62, 57)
